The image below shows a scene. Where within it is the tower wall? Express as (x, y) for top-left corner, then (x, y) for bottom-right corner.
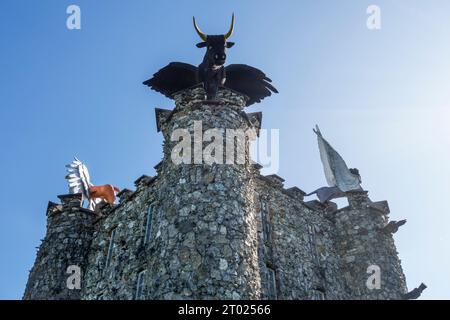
(81, 178), (156, 300)
(333, 191), (407, 299)
(147, 87), (261, 299)
(253, 175), (349, 300)
(23, 194), (95, 300)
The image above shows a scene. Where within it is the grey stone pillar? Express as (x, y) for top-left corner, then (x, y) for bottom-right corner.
(23, 194), (96, 300)
(334, 191), (407, 299)
(147, 87), (262, 299)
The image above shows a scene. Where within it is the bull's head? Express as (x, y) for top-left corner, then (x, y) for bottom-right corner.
(193, 14), (235, 66)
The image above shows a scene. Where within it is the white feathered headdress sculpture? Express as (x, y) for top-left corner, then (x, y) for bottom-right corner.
(65, 157), (101, 210)
(306, 126), (363, 203)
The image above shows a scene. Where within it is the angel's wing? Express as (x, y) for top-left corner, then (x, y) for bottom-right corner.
(65, 157), (92, 200)
(224, 64), (278, 106)
(143, 62), (199, 98)
(314, 126), (361, 192)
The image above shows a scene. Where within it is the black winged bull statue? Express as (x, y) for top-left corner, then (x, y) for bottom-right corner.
(143, 14), (278, 106)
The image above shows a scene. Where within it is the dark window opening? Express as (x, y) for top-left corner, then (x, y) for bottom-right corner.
(144, 204), (154, 245)
(105, 228), (116, 269)
(261, 201), (271, 242)
(135, 270), (146, 300)
(266, 266), (277, 300)
(312, 287), (326, 300)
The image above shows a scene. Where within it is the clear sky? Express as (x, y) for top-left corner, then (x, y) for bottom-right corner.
(0, 0), (449, 299)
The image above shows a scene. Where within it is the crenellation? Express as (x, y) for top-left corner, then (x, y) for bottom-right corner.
(57, 193), (83, 208)
(134, 175), (155, 189)
(346, 190), (371, 209)
(284, 187), (306, 201)
(263, 174), (285, 188)
(155, 108), (174, 132)
(368, 200), (390, 215)
(117, 188), (135, 203)
(304, 200), (327, 211)
(46, 201), (62, 216)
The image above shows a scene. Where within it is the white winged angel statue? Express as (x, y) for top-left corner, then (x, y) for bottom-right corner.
(65, 157), (120, 210)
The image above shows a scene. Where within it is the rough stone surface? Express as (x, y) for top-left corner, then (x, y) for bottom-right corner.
(23, 87), (409, 300)
(23, 194), (96, 300)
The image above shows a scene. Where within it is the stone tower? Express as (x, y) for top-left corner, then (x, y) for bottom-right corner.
(148, 86), (262, 299)
(23, 194), (95, 299)
(23, 86), (415, 300)
(333, 191), (408, 299)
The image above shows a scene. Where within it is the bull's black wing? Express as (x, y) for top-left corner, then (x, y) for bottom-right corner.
(224, 64), (278, 106)
(143, 62), (199, 98)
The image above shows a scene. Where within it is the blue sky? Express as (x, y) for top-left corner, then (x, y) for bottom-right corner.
(1, 0), (449, 299)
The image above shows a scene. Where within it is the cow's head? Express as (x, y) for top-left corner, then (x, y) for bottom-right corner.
(193, 14), (235, 67)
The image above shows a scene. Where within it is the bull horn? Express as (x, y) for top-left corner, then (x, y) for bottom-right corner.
(224, 13), (234, 40)
(193, 16), (207, 41)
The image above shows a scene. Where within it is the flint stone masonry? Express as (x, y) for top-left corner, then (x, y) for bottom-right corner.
(24, 87), (409, 300)
(23, 194), (95, 300)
